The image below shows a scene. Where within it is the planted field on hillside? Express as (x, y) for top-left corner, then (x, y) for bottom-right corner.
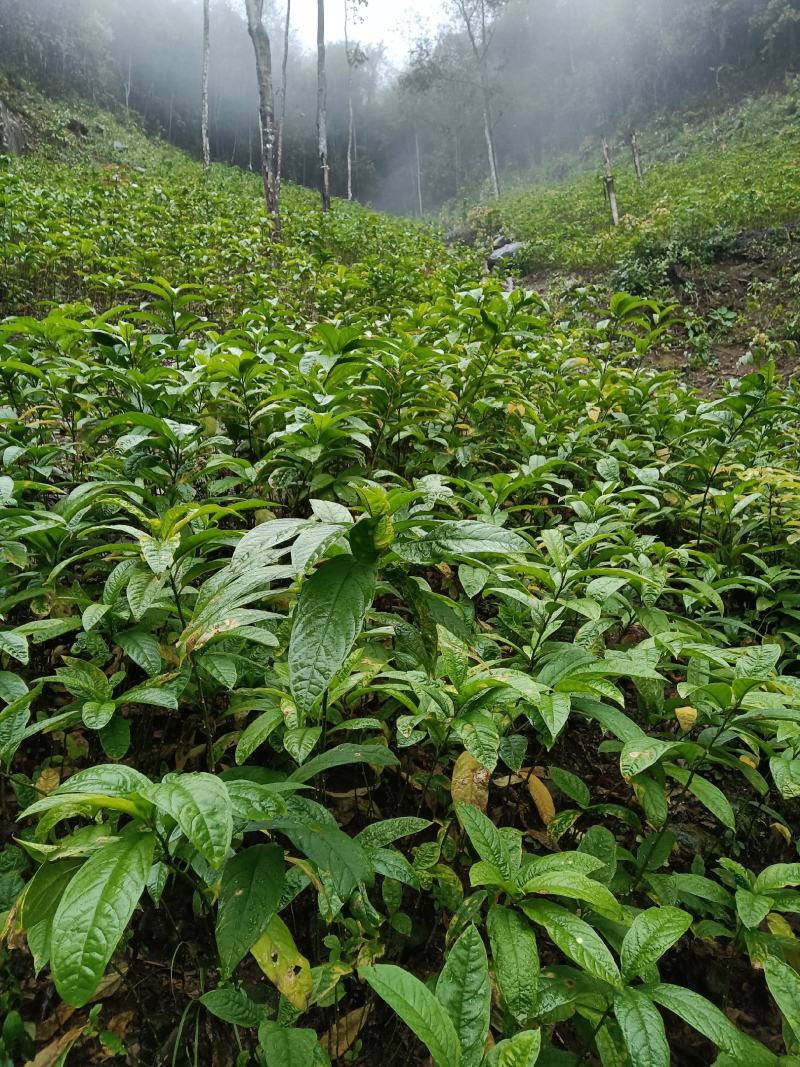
(1, 107), (800, 1067)
(491, 85), (800, 278)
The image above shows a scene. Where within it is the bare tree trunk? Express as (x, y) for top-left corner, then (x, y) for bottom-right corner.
(482, 91), (500, 200)
(629, 130), (643, 181)
(346, 86), (355, 201)
(201, 0), (211, 173)
(414, 130), (423, 215)
(317, 0), (331, 211)
(124, 53), (132, 116)
(245, 0), (280, 235)
(602, 138), (620, 226)
(454, 0), (500, 199)
(276, 0), (291, 185)
(344, 0), (354, 201)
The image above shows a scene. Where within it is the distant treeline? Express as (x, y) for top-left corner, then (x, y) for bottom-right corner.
(1, 0), (798, 213)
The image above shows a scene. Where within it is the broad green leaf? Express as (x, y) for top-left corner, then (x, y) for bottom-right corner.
(370, 847), (421, 889)
(521, 899), (621, 986)
(283, 726), (321, 764)
(735, 888), (772, 929)
(620, 739), (680, 779)
(282, 823), (373, 899)
(20, 858), (83, 973)
(770, 756), (800, 800)
(356, 817), (431, 850)
(117, 630), (163, 675)
(225, 780), (290, 823)
(484, 1030), (542, 1067)
(51, 828), (154, 1006)
(56, 658), (112, 701)
(456, 802), (511, 878)
(55, 764), (151, 797)
(613, 987), (670, 1067)
(754, 863), (800, 894)
(288, 556), (377, 717)
(288, 742), (399, 783)
(235, 707), (284, 764)
(257, 1023), (321, 1067)
(764, 957), (800, 1046)
(650, 984), (776, 1065)
(200, 986), (265, 1026)
(534, 693), (571, 743)
(550, 766), (591, 808)
(620, 906), (692, 978)
(233, 518), (310, 563)
(577, 825), (617, 884)
(146, 773), (233, 869)
(522, 852), (606, 879)
(455, 716), (500, 771)
(98, 716), (131, 760)
(216, 844), (285, 976)
(394, 520), (528, 564)
(436, 925), (490, 1067)
(359, 964), (461, 1067)
(82, 604), (109, 631)
(734, 644), (780, 680)
(81, 700), (117, 730)
(0, 630), (28, 664)
(487, 905), (539, 1024)
(521, 870), (625, 921)
(666, 765), (735, 830)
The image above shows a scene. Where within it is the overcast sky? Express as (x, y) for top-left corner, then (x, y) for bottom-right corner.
(289, 0), (445, 63)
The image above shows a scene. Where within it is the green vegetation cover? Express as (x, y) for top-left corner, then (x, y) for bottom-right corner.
(1, 89), (800, 1067)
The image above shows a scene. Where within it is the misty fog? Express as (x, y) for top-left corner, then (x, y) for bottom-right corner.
(1, 0), (798, 214)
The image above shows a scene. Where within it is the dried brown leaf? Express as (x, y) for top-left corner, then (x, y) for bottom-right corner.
(25, 1026), (84, 1067)
(527, 773), (556, 826)
(320, 1004), (372, 1060)
(451, 751), (490, 813)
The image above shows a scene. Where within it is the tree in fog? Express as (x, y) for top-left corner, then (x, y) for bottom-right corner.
(201, 0), (211, 172)
(276, 0), (291, 184)
(317, 0), (331, 211)
(344, 0), (368, 201)
(245, 0), (280, 231)
(448, 0), (506, 199)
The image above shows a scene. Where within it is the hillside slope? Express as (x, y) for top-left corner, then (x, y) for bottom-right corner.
(486, 83), (800, 276)
(1, 81), (472, 321)
(468, 84), (800, 387)
(2, 86), (800, 1067)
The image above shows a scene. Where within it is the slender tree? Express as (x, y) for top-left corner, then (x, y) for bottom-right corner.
(245, 0), (280, 233)
(276, 0), (291, 185)
(344, 1), (367, 201)
(317, 0), (331, 211)
(200, 0), (211, 172)
(449, 0), (504, 199)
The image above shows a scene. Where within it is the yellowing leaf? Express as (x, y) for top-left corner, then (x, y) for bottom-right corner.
(528, 774), (556, 826)
(675, 706), (697, 732)
(320, 1004), (372, 1059)
(740, 754), (759, 769)
(587, 407), (600, 422)
(771, 822), (792, 845)
(35, 767), (61, 795)
(251, 914), (312, 1011)
(451, 751), (490, 813)
(767, 913), (795, 939)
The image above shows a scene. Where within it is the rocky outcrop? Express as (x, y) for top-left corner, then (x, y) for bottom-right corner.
(487, 240), (524, 270)
(0, 99), (26, 155)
